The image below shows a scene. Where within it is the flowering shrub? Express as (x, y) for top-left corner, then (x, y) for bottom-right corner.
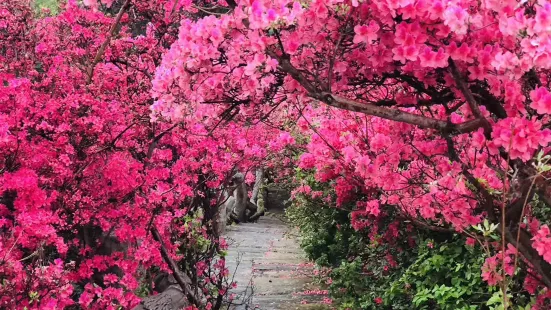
(287, 170), (534, 309)
(0, 0), (278, 308)
(151, 0), (551, 305)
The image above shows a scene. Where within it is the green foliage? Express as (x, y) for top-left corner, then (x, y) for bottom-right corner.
(387, 239), (490, 309)
(135, 277), (152, 298)
(326, 258), (410, 310)
(33, 0), (60, 15)
(296, 305), (333, 310)
(287, 194), (359, 266)
(175, 209), (212, 255)
(520, 151), (551, 226)
(532, 194), (551, 227)
(286, 169), (417, 309)
(286, 169), (361, 267)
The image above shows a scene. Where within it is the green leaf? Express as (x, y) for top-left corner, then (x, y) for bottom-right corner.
(484, 219), (490, 231)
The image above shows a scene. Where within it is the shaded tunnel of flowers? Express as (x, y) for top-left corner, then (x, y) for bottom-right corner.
(2, 0), (551, 309)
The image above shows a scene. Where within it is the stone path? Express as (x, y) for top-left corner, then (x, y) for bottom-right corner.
(224, 213), (327, 310)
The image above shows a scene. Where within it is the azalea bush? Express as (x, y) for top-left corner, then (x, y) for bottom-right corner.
(149, 0), (551, 306)
(0, 0), (282, 308)
(287, 171), (419, 309)
(287, 170), (535, 309)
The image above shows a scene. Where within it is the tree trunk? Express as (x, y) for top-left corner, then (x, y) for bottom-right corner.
(249, 177), (266, 222)
(230, 172), (248, 223)
(250, 168), (264, 204)
(213, 195), (230, 236)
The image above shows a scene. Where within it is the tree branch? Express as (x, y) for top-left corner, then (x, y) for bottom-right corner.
(448, 59), (492, 137)
(151, 226), (200, 305)
(145, 123), (180, 166)
(502, 227), (551, 288)
(86, 0), (132, 84)
(400, 216), (455, 234)
(469, 83), (507, 119)
(449, 59), (484, 118)
(374, 98), (450, 108)
(327, 8), (354, 92)
(323, 93), (483, 133)
(250, 167), (264, 204)
(270, 51), (484, 134)
(143, 124), (201, 305)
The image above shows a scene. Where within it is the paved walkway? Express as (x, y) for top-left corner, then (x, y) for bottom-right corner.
(224, 214), (327, 310)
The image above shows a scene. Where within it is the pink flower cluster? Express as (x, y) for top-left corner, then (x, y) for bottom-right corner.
(491, 117), (551, 161)
(533, 225), (551, 264)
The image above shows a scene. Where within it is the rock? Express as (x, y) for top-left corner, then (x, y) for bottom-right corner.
(133, 285), (188, 310)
